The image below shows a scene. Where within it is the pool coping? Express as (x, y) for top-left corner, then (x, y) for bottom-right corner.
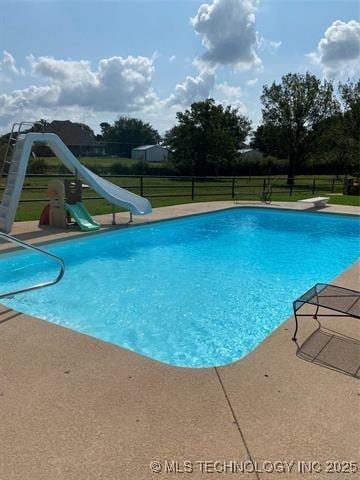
(1, 200), (359, 254)
(0, 201), (359, 479)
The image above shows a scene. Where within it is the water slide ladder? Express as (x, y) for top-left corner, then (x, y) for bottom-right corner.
(0, 122), (35, 233)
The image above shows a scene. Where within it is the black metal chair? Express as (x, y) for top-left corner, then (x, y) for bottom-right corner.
(292, 283), (360, 341)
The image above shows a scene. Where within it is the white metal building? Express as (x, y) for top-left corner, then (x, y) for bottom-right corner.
(131, 145), (169, 162)
(238, 148), (264, 160)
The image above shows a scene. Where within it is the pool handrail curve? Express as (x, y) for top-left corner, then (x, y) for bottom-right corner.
(0, 232), (65, 300)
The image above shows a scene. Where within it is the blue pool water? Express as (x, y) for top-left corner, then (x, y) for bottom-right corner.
(1, 208), (359, 367)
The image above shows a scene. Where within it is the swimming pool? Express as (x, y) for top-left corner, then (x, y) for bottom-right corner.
(1, 208), (359, 367)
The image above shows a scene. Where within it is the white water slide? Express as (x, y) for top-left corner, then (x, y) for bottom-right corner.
(0, 132), (152, 233)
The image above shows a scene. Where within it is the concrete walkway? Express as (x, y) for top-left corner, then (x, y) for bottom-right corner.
(0, 202), (359, 479)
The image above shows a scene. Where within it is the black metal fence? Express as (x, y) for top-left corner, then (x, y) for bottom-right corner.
(0, 174), (347, 210)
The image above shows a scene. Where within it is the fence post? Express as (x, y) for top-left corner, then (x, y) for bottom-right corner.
(140, 176), (143, 197)
(312, 178), (316, 194)
(289, 183), (293, 196)
(332, 178), (335, 192)
(232, 177), (235, 199)
(263, 178), (266, 191)
(191, 177), (195, 200)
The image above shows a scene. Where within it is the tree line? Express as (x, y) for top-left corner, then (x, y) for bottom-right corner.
(1, 72), (359, 182)
(100, 73), (360, 182)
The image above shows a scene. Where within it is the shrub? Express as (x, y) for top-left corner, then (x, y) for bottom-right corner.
(28, 157), (48, 174)
(109, 162), (132, 175)
(131, 160), (150, 175)
(58, 163), (70, 174)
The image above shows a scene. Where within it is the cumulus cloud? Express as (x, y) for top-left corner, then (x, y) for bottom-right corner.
(29, 54), (157, 111)
(0, 84), (62, 127)
(0, 54), (158, 128)
(28, 55), (95, 84)
(214, 82), (247, 114)
(191, 0), (261, 70)
(215, 82), (242, 99)
(169, 55), (176, 62)
(308, 20), (360, 77)
(166, 70), (215, 106)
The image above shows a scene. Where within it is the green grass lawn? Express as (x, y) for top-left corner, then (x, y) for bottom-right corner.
(1, 174), (358, 222)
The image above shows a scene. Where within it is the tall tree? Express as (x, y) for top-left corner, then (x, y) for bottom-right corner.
(309, 80), (360, 176)
(339, 79), (360, 141)
(260, 72), (338, 184)
(251, 123), (288, 159)
(73, 122), (96, 137)
(164, 99), (251, 175)
(100, 117), (160, 157)
(310, 114), (351, 176)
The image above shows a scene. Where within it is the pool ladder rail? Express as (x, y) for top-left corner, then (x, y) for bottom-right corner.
(0, 121), (39, 181)
(0, 232), (65, 300)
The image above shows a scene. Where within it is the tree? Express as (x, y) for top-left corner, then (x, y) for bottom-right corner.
(308, 80), (360, 177)
(260, 72), (338, 184)
(33, 119), (49, 132)
(251, 123), (288, 159)
(99, 122), (111, 138)
(164, 99), (251, 175)
(339, 79), (360, 141)
(310, 114), (351, 176)
(73, 122), (96, 137)
(100, 117), (160, 157)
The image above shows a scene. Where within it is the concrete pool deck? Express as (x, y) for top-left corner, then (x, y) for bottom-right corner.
(0, 201), (359, 479)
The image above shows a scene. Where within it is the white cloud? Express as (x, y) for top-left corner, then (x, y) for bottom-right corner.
(215, 82), (242, 99)
(30, 54), (157, 111)
(0, 54), (158, 129)
(28, 55), (95, 84)
(0, 51), (23, 76)
(169, 55), (176, 62)
(0, 84), (61, 128)
(269, 40), (282, 51)
(246, 77), (258, 86)
(166, 70), (215, 106)
(308, 20), (360, 78)
(165, 0), (263, 112)
(191, 0), (261, 70)
(214, 81), (247, 114)
(258, 38), (282, 54)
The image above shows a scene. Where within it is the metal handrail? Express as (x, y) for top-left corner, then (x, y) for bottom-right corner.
(0, 232), (65, 300)
(0, 122), (42, 182)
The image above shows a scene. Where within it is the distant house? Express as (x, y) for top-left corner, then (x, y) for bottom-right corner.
(131, 145), (169, 162)
(36, 120), (105, 157)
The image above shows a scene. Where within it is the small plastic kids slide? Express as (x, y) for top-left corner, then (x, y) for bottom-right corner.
(65, 202), (101, 232)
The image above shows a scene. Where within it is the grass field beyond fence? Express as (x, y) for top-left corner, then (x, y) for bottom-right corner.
(1, 174), (358, 222)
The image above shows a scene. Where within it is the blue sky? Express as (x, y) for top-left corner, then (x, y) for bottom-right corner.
(0, 0), (359, 134)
